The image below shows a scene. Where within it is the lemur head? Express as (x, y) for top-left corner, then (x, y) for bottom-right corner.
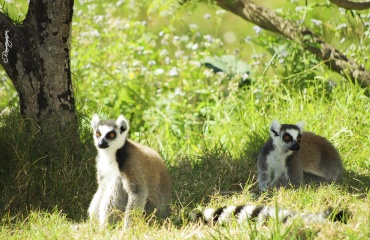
(91, 114), (129, 151)
(270, 119), (304, 151)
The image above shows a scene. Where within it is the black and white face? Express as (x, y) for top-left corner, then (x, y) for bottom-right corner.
(91, 114), (129, 151)
(279, 129), (302, 151)
(270, 120), (304, 151)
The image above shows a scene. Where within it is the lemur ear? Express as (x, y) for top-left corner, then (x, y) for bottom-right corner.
(270, 119), (281, 137)
(116, 115), (129, 133)
(296, 121), (304, 131)
(91, 114), (100, 130)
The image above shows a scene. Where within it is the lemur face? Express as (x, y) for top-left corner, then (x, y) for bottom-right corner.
(91, 114), (129, 150)
(270, 120), (304, 151)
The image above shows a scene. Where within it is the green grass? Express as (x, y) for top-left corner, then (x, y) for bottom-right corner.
(1, 0), (370, 239)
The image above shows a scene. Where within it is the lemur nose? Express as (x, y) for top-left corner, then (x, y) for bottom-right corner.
(289, 142), (300, 151)
(98, 140), (109, 149)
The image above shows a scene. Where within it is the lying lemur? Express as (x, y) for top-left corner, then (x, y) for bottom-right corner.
(257, 120), (343, 191)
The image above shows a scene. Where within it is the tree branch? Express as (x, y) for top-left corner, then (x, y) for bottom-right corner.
(215, 0), (370, 88)
(329, 0), (370, 10)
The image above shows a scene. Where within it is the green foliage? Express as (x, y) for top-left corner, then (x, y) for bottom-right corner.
(147, 0), (183, 17)
(0, 1), (25, 25)
(1, 0), (370, 238)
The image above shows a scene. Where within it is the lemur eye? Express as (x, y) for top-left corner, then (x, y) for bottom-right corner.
(109, 132), (116, 139)
(96, 131), (101, 137)
(283, 133), (292, 143)
(297, 134), (302, 143)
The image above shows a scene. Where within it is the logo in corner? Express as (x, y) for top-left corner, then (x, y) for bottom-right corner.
(2, 29), (12, 63)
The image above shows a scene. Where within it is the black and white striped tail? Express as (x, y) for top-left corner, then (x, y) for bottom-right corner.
(189, 205), (350, 225)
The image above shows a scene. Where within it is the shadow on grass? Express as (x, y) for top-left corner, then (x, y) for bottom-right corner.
(0, 112), (97, 222)
(169, 148), (247, 208)
(341, 170), (370, 195)
(168, 134), (265, 213)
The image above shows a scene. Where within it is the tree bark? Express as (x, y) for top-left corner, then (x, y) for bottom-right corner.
(214, 0), (370, 88)
(0, 0), (78, 155)
(330, 0), (370, 10)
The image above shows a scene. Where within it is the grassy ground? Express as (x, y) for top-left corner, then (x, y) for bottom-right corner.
(1, 0), (370, 239)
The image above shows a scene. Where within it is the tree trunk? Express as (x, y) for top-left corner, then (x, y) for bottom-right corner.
(0, 0), (87, 218)
(0, 0), (78, 155)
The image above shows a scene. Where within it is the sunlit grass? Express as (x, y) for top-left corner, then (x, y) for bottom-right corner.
(1, 0), (370, 239)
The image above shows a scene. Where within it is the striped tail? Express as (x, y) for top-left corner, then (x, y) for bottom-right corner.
(189, 205), (350, 225)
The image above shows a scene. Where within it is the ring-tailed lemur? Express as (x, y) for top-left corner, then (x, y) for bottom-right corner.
(257, 120), (343, 191)
(189, 204), (349, 225)
(88, 114), (172, 228)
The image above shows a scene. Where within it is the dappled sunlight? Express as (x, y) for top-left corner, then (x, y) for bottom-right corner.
(1, 0), (370, 239)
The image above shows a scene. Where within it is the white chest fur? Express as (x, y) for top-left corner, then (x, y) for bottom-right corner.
(97, 149), (122, 183)
(266, 147), (292, 177)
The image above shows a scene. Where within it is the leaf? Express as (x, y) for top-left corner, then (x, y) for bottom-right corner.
(203, 55), (252, 75)
(147, 0), (182, 17)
